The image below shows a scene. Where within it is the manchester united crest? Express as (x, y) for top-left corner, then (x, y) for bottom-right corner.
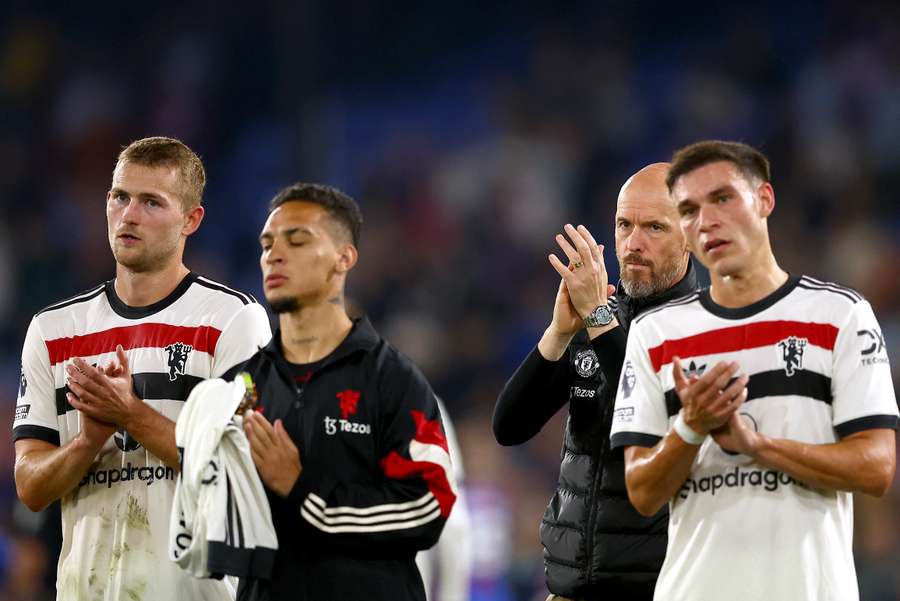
(574, 349), (599, 378)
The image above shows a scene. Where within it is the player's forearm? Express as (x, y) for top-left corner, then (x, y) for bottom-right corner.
(15, 436), (103, 511)
(625, 431), (702, 516)
(124, 403), (180, 470)
(750, 430), (895, 497)
(537, 326), (576, 361)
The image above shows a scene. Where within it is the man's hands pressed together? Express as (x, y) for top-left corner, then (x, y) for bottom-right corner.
(540, 224), (618, 361)
(244, 410), (302, 498)
(65, 346), (141, 434)
(623, 357), (750, 516)
(672, 356), (763, 457)
(672, 357), (748, 438)
(64, 344), (180, 468)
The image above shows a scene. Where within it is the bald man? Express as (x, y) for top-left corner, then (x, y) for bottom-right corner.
(492, 164), (698, 601)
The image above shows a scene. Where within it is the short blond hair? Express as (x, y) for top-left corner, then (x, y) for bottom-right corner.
(116, 136), (206, 208)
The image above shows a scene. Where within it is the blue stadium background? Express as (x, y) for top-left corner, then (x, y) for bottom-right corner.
(0, 1), (898, 599)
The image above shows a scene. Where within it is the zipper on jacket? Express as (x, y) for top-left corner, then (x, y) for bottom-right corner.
(582, 376), (616, 586)
(294, 385), (306, 459)
(582, 449), (602, 585)
(293, 385), (304, 409)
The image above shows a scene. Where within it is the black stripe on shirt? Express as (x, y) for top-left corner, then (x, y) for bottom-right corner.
(835, 414), (899, 438)
(208, 542), (277, 579)
(801, 276), (862, 302)
(55, 372), (204, 415)
(796, 282), (859, 305)
(229, 475), (245, 549)
(610, 431), (662, 450)
(37, 285), (106, 316)
(225, 475), (234, 547)
(12, 424), (61, 446)
(194, 277), (254, 305)
(633, 292), (701, 325)
(663, 369), (833, 417)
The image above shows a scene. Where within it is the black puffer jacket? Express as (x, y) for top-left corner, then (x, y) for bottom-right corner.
(493, 264), (698, 600)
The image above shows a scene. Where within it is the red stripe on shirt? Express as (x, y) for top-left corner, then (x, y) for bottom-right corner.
(647, 320), (839, 372)
(45, 323), (221, 365)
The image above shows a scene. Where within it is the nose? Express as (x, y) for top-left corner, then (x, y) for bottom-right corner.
(698, 204), (720, 232)
(120, 198), (141, 224)
(625, 228), (646, 253)
(264, 240), (284, 264)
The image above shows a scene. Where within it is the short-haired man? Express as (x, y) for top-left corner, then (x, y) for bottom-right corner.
(611, 140), (897, 601)
(13, 137), (272, 600)
(225, 183), (457, 601)
(493, 164), (698, 600)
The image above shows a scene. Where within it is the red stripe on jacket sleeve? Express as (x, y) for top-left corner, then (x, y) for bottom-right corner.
(379, 410), (456, 517)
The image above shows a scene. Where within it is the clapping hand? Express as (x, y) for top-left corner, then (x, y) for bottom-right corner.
(672, 357), (748, 436)
(547, 224), (615, 335)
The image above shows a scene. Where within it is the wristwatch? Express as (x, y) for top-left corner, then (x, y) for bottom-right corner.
(583, 304), (614, 328)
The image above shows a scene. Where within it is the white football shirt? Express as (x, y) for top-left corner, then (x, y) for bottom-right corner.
(13, 273), (272, 601)
(610, 276), (898, 601)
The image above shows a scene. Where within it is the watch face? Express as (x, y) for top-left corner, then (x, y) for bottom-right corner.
(586, 304), (613, 326)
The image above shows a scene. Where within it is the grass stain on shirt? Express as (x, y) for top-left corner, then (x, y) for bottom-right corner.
(124, 493), (150, 532)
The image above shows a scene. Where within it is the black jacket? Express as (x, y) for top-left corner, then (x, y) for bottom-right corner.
(224, 317), (456, 601)
(493, 263), (698, 600)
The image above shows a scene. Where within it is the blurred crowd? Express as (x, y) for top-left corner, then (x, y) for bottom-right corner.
(0, 2), (898, 600)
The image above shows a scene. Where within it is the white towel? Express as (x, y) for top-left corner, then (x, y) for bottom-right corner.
(170, 376), (278, 581)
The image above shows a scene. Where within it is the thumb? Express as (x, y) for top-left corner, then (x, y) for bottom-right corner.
(116, 345), (130, 372)
(672, 356), (687, 391)
(607, 284), (616, 297)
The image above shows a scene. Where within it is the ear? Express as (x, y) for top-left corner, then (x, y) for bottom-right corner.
(756, 182), (775, 218)
(182, 205), (205, 236)
(335, 243), (358, 274)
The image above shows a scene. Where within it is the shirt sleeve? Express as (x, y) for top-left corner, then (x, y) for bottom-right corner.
(491, 345), (572, 445)
(492, 326), (628, 446)
(831, 300), (898, 438)
(610, 322), (669, 450)
(288, 355), (457, 553)
(211, 303), (273, 378)
(12, 317), (60, 446)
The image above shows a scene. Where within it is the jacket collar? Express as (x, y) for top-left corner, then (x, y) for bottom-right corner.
(614, 258), (699, 331)
(261, 315), (380, 372)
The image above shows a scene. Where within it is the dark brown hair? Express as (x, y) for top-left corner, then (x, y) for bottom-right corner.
(117, 136), (206, 208)
(269, 183), (363, 247)
(666, 140), (771, 192)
